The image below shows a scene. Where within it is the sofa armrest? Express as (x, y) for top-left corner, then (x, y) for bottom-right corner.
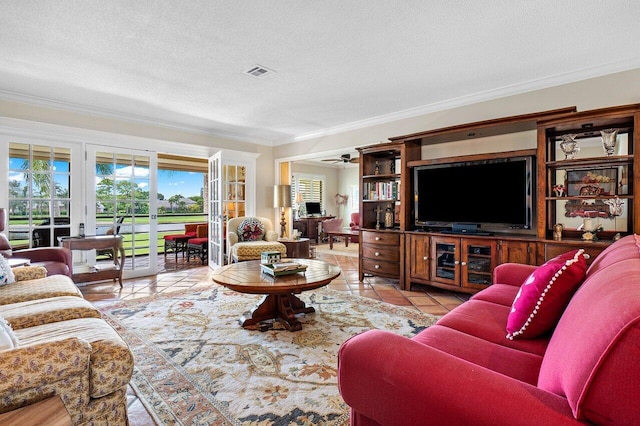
(0, 337), (91, 394)
(265, 230), (279, 242)
(338, 330), (578, 426)
(492, 262), (537, 287)
(13, 247), (73, 276)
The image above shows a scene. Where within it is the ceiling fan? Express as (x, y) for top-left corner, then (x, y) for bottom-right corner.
(321, 153), (359, 164)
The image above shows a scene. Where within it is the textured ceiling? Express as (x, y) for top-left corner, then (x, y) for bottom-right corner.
(1, 1), (640, 146)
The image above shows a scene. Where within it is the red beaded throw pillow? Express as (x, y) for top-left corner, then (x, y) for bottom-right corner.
(506, 249), (587, 340)
(237, 218), (266, 242)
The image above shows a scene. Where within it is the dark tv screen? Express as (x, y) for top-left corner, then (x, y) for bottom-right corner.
(305, 202), (322, 215)
(414, 157), (534, 230)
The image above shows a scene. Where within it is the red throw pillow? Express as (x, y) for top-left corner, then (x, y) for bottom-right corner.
(506, 249), (587, 340)
(237, 218), (266, 242)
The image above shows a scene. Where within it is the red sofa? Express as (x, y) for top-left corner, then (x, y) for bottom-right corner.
(338, 234), (640, 425)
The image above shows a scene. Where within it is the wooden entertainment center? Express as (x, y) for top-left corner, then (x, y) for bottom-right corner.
(357, 104), (640, 293)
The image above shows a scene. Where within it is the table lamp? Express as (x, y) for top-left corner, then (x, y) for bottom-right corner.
(274, 185), (292, 237)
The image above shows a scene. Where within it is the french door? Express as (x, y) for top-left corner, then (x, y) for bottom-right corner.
(86, 145), (158, 278)
(208, 150), (257, 269)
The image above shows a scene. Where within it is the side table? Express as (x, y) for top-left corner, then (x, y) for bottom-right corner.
(59, 235), (125, 287)
(278, 238), (311, 259)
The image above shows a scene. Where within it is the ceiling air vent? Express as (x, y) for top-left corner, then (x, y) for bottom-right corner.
(244, 65), (274, 77)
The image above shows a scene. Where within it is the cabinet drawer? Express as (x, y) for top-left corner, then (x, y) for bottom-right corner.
(362, 257), (400, 276)
(362, 231), (400, 246)
(362, 244), (400, 262)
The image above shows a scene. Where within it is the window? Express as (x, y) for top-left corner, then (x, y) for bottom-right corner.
(8, 143), (72, 248)
(292, 173), (325, 215)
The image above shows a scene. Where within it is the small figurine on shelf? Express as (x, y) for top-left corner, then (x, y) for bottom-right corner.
(552, 184), (566, 197)
(375, 205), (383, 230)
(553, 223), (563, 241)
(374, 161), (380, 175)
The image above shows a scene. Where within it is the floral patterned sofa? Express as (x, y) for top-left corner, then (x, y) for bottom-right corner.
(0, 262), (133, 425)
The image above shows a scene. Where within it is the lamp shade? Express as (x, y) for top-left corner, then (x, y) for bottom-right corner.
(274, 185), (292, 208)
(296, 193), (304, 204)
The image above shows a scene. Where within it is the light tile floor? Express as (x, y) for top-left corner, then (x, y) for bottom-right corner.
(80, 246), (471, 425)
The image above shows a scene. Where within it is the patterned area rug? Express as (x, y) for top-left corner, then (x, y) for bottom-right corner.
(99, 284), (439, 425)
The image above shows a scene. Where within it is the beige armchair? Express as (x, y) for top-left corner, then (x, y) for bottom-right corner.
(226, 216), (287, 263)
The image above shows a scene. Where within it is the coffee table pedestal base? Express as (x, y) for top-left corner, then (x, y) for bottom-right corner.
(240, 294), (314, 331)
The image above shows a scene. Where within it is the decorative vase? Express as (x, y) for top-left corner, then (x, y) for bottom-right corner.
(600, 128), (619, 156)
(559, 134), (579, 160)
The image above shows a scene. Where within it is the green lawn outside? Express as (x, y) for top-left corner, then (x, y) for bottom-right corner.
(9, 214), (208, 255)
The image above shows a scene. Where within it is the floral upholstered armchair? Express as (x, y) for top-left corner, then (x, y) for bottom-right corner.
(226, 216), (287, 263)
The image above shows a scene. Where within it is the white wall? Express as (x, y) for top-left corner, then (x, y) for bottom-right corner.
(1, 68), (640, 222)
(273, 68), (640, 160)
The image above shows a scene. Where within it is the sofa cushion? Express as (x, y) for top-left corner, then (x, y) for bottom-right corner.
(237, 217), (266, 241)
(231, 240), (287, 262)
(585, 233), (639, 275)
(506, 249), (587, 340)
(413, 324), (544, 385)
(436, 299), (549, 356)
(0, 255), (16, 285)
(470, 283), (520, 307)
(0, 274), (82, 305)
(0, 296), (101, 329)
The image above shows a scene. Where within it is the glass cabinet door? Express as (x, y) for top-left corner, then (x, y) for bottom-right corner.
(462, 240), (496, 289)
(431, 237), (458, 285)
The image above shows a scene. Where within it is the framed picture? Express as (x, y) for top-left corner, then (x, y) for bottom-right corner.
(566, 169), (617, 197)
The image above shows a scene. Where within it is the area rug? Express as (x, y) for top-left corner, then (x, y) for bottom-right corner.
(99, 284), (438, 425)
(313, 242), (359, 257)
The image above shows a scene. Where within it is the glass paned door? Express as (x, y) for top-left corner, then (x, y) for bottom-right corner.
(208, 152), (223, 268)
(208, 150), (257, 269)
(224, 164), (247, 219)
(87, 145), (157, 278)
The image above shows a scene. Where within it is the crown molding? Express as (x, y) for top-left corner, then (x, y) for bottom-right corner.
(0, 90), (275, 146)
(283, 59), (640, 145)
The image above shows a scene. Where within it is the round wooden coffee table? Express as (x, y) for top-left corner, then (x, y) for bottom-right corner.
(211, 259), (341, 331)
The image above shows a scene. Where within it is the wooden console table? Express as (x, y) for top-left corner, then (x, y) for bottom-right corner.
(59, 235), (125, 287)
(278, 238), (311, 258)
(293, 216), (335, 243)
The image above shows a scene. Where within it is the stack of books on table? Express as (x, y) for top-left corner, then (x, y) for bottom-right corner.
(261, 261), (308, 277)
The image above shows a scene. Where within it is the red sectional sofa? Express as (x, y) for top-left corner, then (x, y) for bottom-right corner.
(338, 234), (640, 425)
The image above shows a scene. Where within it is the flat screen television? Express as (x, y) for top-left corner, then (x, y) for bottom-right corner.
(305, 202), (322, 216)
(413, 156), (535, 233)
